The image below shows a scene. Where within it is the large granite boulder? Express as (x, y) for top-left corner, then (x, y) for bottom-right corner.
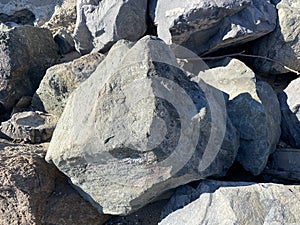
(278, 77), (300, 148)
(46, 36), (239, 215)
(0, 25), (59, 115)
(74, 0), (147, 54)
(0, 140), (109, 225)
(198, 58), (281, 175)
(32, 52), (105, 117)
(0, 111), (58, 143)
(159, 180), (300, 225)
(0, 0), (62, 26)
(151, 0), (277, 55)
(249, 0), (300, 74)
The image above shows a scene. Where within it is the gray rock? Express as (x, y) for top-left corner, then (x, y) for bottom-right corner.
(159, 180), (300, 225)
(74, 0), (147, 54)
(0, 140), (110, 225)
(54, 28), (75, 55)
(198, 58), (281, 175)
(0, 111), (58, 143)
(0, 0), (63, 26)
(152, 0), (277, 55)
(46, 36), (239, 215)
(249, 0), (300, 74)
(32, 52), (105, 117)
(264, 148), (300, 182)
(278, 77), (300, 148)
(0, 25), (59, 115)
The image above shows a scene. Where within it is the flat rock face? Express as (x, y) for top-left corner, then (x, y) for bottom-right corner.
(74, 0), (147, 54)
(278, 77), (300, 148)
(198, 59), (281, 175)
(0, 25), (59, 115)
(0, 0), (63, 26)
(159, 180), (300, 225)
(32, 52), (105, 117)
(46, 36), (239, 215)
(0, 140), (109, 225)
(249, 0), (300, 74)
(0, 111), (58, 143)
(152, 0), (277, 55)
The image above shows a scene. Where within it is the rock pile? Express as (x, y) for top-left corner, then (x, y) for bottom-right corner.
(0, 0), (299, 224)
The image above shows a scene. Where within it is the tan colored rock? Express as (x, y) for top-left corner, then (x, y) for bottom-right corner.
(0, 140), (110, 225)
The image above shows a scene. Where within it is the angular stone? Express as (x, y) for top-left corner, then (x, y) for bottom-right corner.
(0, 25), (59, 115)
(0, 0), (62, 26)
(74, 0), (147, 54)
(152, 0), (276, 55)
(264, 148), (300, 182)
(278, 77), (300, 148)
(0, 111), (58, 143)
(46, 36), (239, 215)
(0, 140), (110, 225)
(54, 28), (75, 55)
(159, 180), (300, 225)
(249, 0), (300, 74)
(198, 58), (281, 175)
(32, 52), (105, 117)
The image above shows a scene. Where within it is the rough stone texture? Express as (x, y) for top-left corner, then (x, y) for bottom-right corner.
(159, 180), (300, 225)
(152, 0), (277, 55)
(42, 0), (77, 34)
(0, 140), (110, 225)
(46, 36), (239, 215)
(263, 148), (300, 182)
(198, 58), (281, 175)
(32, 52), (105, 117)
(278, 77), (300, 148)
(0, 0), (62, 26)
(0, 111), (58, 143)
(54, 28), (76, 55)
(249, 0), (300, 74)
(0, 25), (59, 115)
(74, 0), (148, 54)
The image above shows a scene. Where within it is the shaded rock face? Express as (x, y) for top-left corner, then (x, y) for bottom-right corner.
(159, 180), (300, 225)
(264, 148), (300, 182)
(74, 0), (148, 54)
(0, 25), (59, 115)
(0, 0), (63, 26)
(46, 36), (239, 215)
(198, 59), (281, 176)
(0, 111), (58, 143)
(0, 140), (110, 225)
(278, 77), (300, 148)
(151, 0), (277, 55)
(249, 0), (300, 74)
(32, 52), (105, 117)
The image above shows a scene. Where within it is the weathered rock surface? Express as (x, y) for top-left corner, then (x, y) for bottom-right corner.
(159, 180), (300, 225)
(74, 0), (148, 54)
(198, 58), (281, 175)
(249, 0), (300, 74)
(263, 148), (300, 182)
(0, 25), (59, 115)
(278, 77), (300, 148)
(46, 36), (239, 215)
(0, 140), (109, 225)
(32, 52), (105, 117)
(0, 0), (62, 26)
(152, 0), (277, 55)
(42, 0), (77, 34)
(0, 111), (58, 143)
